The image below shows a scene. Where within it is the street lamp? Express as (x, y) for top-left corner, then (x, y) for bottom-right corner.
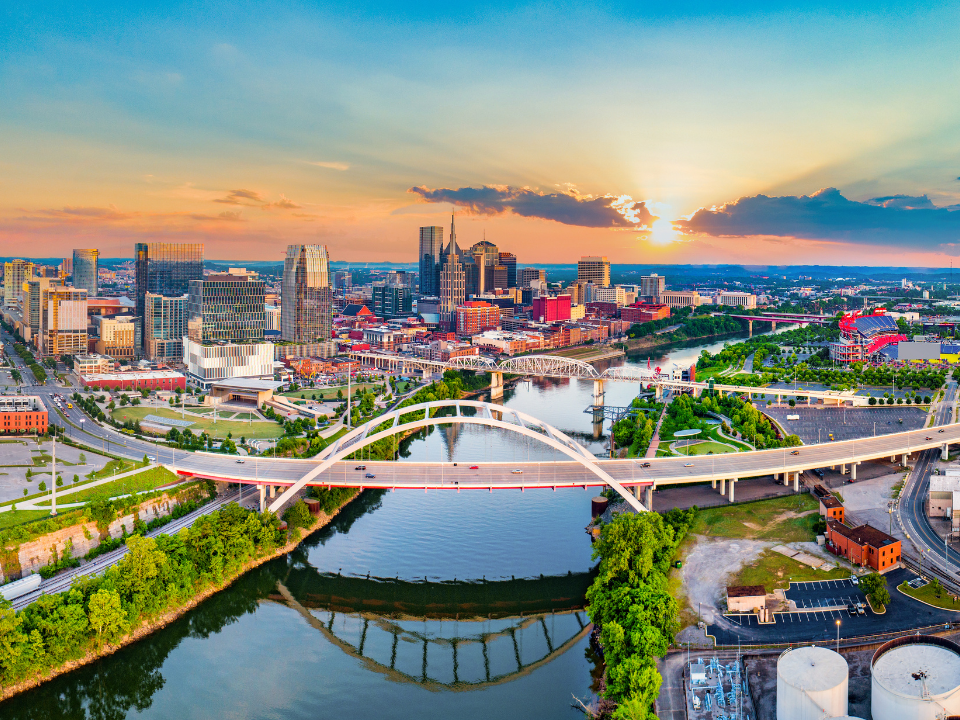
(835, 619), (841, 653)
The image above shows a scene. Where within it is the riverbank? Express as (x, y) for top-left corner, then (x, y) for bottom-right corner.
(621, 328), (752, 356)
(0, 488), (362, 703)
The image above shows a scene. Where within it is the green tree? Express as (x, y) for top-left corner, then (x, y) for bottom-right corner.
(73, 474), (79, 483)
(38, 481), (46, 492)
(283, 500), (313, 530)
(87, 588), (125, 647)
(859, 573), (891, 608)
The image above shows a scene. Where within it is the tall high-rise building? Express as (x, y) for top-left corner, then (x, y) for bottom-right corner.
(144, 293), (187, 362)
(418, 226), (445, 296)
(640, 274), (665, 300)
(281, 244), (332, 343)
(373, 283), (413, 318)
(134, 243), (204, 331)
(492, 265), (508, 291)
(439, 215), (466, 332)
(4, 259), (34, 308)
(23, 277), (62, 346)
(72, 249), (100, 297)
(333, 270), (353, 291)
(518, 267), (546, 288)
(498, 252), (517, 287)
(470, 240), (500, 295)
(187, 274), (265, 342)
(577, 256), (610, 287)
(94, 316), (137, 360)
(43, 287), (87, 356)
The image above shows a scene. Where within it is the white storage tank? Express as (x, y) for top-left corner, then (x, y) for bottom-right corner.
(872, 635), (960, 720)
(776, 645), (848, 720)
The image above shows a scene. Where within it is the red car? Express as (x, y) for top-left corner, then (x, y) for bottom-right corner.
(469, 465), (479, 470)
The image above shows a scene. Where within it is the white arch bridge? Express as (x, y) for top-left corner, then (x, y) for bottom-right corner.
(266, 399), (647, 514)
(172, 400), (960, 513)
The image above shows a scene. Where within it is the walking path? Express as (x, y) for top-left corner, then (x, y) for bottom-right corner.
(645, 394), (671, 458)
(0, 463), (168, 512)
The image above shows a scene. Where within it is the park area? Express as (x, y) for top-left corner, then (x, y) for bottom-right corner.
(111, 406), (285, 440)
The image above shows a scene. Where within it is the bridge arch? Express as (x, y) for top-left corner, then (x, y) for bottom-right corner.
(495, 355), (601, 379)
(267, 399), (645, 514)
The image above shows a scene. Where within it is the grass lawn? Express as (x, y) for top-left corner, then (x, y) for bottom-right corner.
(34, 466), (180, 506)
(681, 440), (738, 456)
(111, 406), (284, 440)
(0, 508), (51, 530)
(283, 383), (379, 401)
(898, 581), (960, 610)
(691, 494), (820, 542)
(87, 458), (143, 480)
(731, 549), (849, 593)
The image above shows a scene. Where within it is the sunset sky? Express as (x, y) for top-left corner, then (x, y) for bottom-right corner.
(2, 1), (959, 265)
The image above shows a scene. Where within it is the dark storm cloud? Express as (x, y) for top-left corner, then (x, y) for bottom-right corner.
(408, 185), (653, 228)
(678, 187), (960, 247)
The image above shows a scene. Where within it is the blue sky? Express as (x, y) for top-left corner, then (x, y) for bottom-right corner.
(1, 1), (958, 263)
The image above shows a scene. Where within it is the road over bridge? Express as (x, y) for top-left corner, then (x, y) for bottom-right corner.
(165, 399), (960, 511)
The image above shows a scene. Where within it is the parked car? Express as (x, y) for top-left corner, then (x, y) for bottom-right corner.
(847, 605), (857, 617)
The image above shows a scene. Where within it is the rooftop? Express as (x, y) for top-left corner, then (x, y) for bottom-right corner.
(827, 520), (898, 548)
(727, 585), (765, 598)
(210, 378), (282, 391)
(80, 370), (184, 381)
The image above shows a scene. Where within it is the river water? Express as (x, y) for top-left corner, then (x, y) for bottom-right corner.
(1, 328), (776, 719)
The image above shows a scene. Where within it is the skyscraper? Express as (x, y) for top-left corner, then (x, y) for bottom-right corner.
(373, 283), (413, 318)
(470, 239), (500, 295)
(134, 243), (204, 331)
(498, 252), (517, 288)
(640, 274), (665, 300)
(73, 249), (99, 297)
(440, 214), (465, 331)
(3, 259), (34, 308)
(578, 256), (610, 287)
(418, 226), (444, 296)
(144, 293), (187, 362)
(281, 244), (332, 343)
(24, 277), (62, 346)
(187, 274), (266, 342)
(42, 287), (87, 356)
(518, 267), (546, 287)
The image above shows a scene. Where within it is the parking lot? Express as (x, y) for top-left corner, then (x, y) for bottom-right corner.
(763, 406), (928, 444)
(709, 569), (960, 645)
(786, 578), (867, 609)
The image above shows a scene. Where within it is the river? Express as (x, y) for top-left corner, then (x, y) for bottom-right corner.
(0, 328), (780, 719)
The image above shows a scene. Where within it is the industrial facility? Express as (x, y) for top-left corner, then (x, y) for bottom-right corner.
(776, 645), (850, 720)
(871, 635), (960, 720)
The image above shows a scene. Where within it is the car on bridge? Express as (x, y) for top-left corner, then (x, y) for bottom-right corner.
(365, 473), (376, 479)
(469, 466), (479, 470)
(511, 469), (523, 474)
(355, 465), (366, 470)
(790, 450), (800, 456)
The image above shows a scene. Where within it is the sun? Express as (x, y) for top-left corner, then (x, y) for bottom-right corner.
(648, 218), (679, 245)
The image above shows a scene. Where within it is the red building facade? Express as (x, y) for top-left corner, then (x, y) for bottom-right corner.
(0, 396), (48, 435)
(80, 371), (186, 391)
(531, 295), (572, 323)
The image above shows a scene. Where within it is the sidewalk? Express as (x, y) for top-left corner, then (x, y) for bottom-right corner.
(10, 462), (160, 511)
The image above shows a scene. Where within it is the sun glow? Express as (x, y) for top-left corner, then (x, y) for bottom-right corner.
(649, 218), (679, 245)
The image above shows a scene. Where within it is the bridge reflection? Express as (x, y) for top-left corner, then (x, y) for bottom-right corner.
(275, 579), (590, 691)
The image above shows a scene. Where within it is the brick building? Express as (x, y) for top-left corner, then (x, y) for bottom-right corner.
(825, 520), (900, 572)
(814, 484), (845, 523)
(0, 396), (48, 435)
(622, 303), (671, 324)
(456, 301), (501, 336)
(79, 370), (186, 392)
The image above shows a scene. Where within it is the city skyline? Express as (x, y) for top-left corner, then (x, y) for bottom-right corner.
(2, 2), (959, 266)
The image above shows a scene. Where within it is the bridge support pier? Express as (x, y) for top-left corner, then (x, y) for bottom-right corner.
(645, 484), (654, 509)
(748, 320), (753, 338)
(783, 473), (789, 487)
(840, 464), (846, 475)
(729, 478), (737, 502)
(773, 473), (779, 481)
(943, 443), (950, 461)
(851, 463), (857, 480)
(794, 472), (800, 492)
(719, 478), (726, 495)
(890, 455), (896, 462)
(771, 321), (777, 332)
(654, 384), (663, 401)
(259, 483), (265, 512)
(490, 371), (504, 399)
(593, 379), (605, 407)
(711, 478), (716, 489)
(270, 485), (276, 498)
(902, 454), (909, 466)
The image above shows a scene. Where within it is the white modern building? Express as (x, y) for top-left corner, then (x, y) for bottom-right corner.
(717, 291), (758, 309)
(183, 338), (275, 390)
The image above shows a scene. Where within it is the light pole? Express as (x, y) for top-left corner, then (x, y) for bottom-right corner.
(835, 619), (841, 653)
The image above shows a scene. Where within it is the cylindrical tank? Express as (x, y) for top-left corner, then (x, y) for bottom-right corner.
(872, 635), (960, 720)
(591, 496), (608, 517)
(776, 645), (848, 720)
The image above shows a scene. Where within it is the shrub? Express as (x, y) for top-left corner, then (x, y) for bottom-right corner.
(38, 481), (47, 492)
(283, 500), (313, 530)
(868, 396), (877, 406)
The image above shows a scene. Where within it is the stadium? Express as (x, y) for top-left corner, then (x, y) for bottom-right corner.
(830, 309), (907, 363)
